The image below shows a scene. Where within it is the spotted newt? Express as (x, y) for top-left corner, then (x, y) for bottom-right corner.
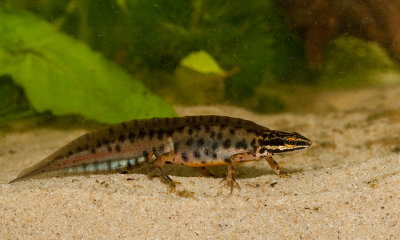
(9, 115), (311, 192)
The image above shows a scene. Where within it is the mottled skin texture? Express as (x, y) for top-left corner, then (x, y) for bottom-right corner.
(10, 115), (312, 192)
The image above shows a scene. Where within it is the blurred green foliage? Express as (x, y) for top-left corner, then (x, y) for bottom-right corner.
(319, 36), (400, 88)
(2, 0), (309, 100)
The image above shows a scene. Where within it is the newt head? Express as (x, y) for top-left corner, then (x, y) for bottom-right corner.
(256, 130), (312, 156)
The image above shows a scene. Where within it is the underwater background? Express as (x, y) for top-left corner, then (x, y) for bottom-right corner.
(1, 0), (400, 125)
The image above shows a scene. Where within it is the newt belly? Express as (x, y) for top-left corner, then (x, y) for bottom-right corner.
(9, 115), (312, 191)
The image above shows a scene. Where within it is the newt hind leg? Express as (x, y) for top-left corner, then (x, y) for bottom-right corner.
(147, 152), (177, 188)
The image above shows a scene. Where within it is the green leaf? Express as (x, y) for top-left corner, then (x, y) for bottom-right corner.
(180, 50), (224, 74)
(0, 8), (176, 124)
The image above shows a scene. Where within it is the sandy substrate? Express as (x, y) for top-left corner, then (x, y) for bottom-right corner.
(1, 86), (400, 239)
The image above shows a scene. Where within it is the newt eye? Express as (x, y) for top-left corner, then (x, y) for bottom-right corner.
(285, 137), (296, 147)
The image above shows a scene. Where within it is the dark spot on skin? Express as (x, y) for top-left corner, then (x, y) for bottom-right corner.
(201, 160), (206, 164)
(84, 144), (90, 150)
(212, 142), (219, 151)
(174, 142), (179, 152)
(217, 132), (223, 140)
(186, 138), (193, 146)
(185, 118), (190, 123)
(120, 171), (128, 174)
(119, 134), (126, 142)
(152, 147), (157, 155)
(122, 122), (127, 129)
(103, 139), (110, 145)
(143, 151), (149, 158)
(251, 138), (256, 148)
(188, 128), (193, 135)
(127, 159), (133, 169)
(135, 158), (141, 166)
(235, 139), (248, 150)
(149, 129), (155, 139)
(82, 163), (88, 171)
(108, 128), (114, 135)
(258, 139), (264, 146)
(220, 125), (226, 130)
(157, 129), (164, 140)
(177, 126), (184, 133)
(210, 131), (216, 138)
(229, 129), (235, 135)
(194, 151), (201, 158)
(166, 129), (174, 137)
(139, 129), (146, 139)
(205, 126), (210, 133)
(182, 152), (188, 162)
(212, 153), (217, 159)
(107, 146), (112, 152)
(158, 144), (165, 152)
(96, 141), (102, 148)
(223, 139), (231, 149)
(91, 148), (96, 154)
(67, 151), (73, 157)
(77, 147), (83, 152)
(194, 125), (201, 131)
(224, 158), (230, 163)
(197, 138), (205, 147)
(246, 129), (256, 134)
(259, 147), (267, 154)
(128, 132), (136, 143)
(204, 149), (209, 156)
(262, 133), (268, 139)
(115, 144), (121, 152)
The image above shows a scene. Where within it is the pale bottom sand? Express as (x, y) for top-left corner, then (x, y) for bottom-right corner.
(1, 86), (400, 239)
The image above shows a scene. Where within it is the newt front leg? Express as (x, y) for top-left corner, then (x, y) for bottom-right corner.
(265, 156), (280, 175)
(221, 153), (252, 194)
(221, 153), (282, 194)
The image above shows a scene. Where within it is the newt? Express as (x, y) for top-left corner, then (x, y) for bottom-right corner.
(9, 115), (311, 192)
